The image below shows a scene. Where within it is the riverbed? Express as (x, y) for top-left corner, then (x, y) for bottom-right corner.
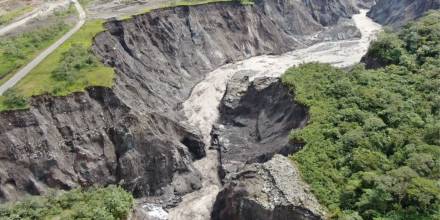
(167, 9), (382, 220)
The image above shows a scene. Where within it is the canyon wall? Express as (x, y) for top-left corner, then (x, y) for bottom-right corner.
(212, 76), (308, 180)
(368, 0), (440, 27)
(0, 0), (360, 205)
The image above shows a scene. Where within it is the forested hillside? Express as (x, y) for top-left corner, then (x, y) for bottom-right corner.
(283, 11), (440, 220)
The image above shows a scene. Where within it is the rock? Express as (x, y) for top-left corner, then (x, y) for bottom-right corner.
(0, 88), (204, 203)
(212, 75), (308, 180)
(211, 154), (326, 220)
(368, 0), (440, 28)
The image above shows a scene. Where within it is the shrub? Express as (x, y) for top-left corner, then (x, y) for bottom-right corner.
(2, 89), (27, 109)
(0, 186), (134, 220)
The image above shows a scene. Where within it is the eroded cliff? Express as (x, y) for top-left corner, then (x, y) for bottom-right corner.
(212, 76), (308, 180)
(368, 0), (440, 28)
(0, 87), (204, 203)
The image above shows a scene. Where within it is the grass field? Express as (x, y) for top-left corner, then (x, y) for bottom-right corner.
(13, 20), (114, 97)
(0, 19), (114, 111)
(0, 23), (71, 85)
(0, 3), (77, 84)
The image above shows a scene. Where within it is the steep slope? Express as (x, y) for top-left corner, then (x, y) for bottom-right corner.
(0, 0), (360, 206)
(368, 0), (440, 27)
(212, 76), (308, 179)
(0, 88), (204, 202)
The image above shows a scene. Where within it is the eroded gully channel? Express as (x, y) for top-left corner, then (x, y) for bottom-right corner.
(165, 10), (382, 220)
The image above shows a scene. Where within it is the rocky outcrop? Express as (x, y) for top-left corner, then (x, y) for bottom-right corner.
(210, 76), (326, 219)
(368, 0), (440, 28)
(0, 87), (204, 203)
(212, 76), (308, 180)
(211, 154), (326, 220)
(0, 0), (360, 205)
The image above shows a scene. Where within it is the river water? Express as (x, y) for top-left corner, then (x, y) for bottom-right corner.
(166, 9), (382, 220)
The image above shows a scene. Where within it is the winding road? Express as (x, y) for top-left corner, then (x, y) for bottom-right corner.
(0, 0), (86, 95)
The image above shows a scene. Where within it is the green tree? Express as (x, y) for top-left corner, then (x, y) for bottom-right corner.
(283, 13), (440, 218)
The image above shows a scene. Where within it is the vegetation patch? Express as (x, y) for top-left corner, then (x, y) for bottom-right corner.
(13, 20), (114, 97)
(0, 22), (71, 85)
(0, 186), (134, 220)
(283, 12), (440, 220)
(0, 20), (115, 111)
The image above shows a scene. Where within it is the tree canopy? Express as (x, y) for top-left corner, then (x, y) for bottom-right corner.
(283, 11), (440, 220)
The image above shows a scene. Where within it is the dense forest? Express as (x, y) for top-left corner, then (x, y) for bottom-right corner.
(283, 11), (440, 219)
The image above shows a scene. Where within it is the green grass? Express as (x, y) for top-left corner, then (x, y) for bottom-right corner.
(0, 3), (76, 85)
(12, 20), (114, 97)
(0, 5), (33, 26)
(0, 23), (71, 85)
(0, 186), (134, 220)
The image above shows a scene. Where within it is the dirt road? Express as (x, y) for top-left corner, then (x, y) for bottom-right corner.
(0, 0), (85, 95)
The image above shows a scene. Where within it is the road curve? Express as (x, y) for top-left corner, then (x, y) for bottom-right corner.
(0, 0), (86, 95)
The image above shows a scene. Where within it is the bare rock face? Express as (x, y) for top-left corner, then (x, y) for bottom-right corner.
(0, 88), (204, 203)
(211, 154), (326, 220)
(0, 0), (361, 204)
(212, 75), (308, 180)
(210, 76), (326, 220)
(368, 0), (440, 28)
